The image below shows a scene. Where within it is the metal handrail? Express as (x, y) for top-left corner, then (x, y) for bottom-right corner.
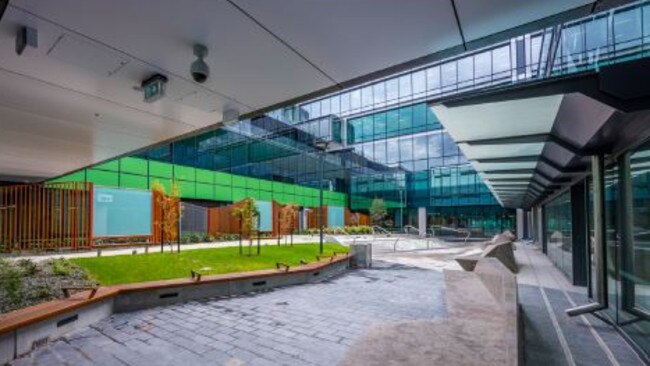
(372, 225), (390, 236)
(403, 225), (420, 236)
(430, 225), (471, 245)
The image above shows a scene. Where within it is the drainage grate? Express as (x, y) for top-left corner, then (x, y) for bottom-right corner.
(57, 314), (78, 327)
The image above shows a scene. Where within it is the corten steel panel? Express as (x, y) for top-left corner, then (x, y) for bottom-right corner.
(0, 182), (92, 253)
(180, 202), (208, 236)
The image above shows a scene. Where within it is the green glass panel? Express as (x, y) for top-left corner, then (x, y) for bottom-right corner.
(119, 173), (148, 190)
(149, 161), (173, 178)
(246, 178), (260, 190)
(86, 169), (118, 187)
(120, 157), (148, 175)
(246, 189), (260, 199)
(196, 169), (213, 184)
(232, 175), (247, 187)
(214, 172), (231, 185)
(272, 181), (283, 192)
(259, 190), (273, 201)
(93, 160), (119, 172)
(259, 179), (273, 192)
(177, 180), (196, 198)
(149, 178), (171, 193)
(214, 185), (232, 202)
(232, 188), (247, 201)
(284, 184), (295, 194)
(195, 183), (212, 199)
(174, 165), (195, 182)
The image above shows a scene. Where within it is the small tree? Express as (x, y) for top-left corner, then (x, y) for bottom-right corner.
(279, 203), (299, 246)
(369, 198), (388, 227)
(231, 198), (260, 256)
(151, 180), (181, 253)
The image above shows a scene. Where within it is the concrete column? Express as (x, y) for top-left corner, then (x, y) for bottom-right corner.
(516, 209), (525, 239)
(418, 207), (426, 237)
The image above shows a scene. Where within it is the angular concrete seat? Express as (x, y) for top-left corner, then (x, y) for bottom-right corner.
(454, 235), (519, 273)
(454, 254), (480, 271)
(483, 242), (518, 273)
(341, 258), (520, 366)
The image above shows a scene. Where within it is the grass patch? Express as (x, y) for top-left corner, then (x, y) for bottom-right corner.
(71, 243), (347, 286)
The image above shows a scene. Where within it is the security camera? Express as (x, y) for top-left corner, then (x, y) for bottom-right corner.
(190, 44), (209, 83)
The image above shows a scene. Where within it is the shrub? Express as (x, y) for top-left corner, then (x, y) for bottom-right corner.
(51, 258), (75, 276)
(203, 234), (217, 242)
(17, 259), (39, 276)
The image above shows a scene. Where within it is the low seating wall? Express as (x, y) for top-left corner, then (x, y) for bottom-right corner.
(442, 257), (521, 365)
(0, 255), (350, 364)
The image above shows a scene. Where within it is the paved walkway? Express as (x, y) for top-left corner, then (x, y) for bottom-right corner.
(10, 260), (447, 366)
(8, 242), (648, 365)
(515, 244), (647, 366)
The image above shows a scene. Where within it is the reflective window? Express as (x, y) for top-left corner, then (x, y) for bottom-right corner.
(492, 45), (511, 80)
(426, 66), (441, 93)
(441, 62), (457, 92)
(457, 57), (474, 89)
(412, 70), (426, 97)
(399, 75), (412, 100)
(614, 7), (642, 50)
(361, 86), (373, 110)
(474, 51), (492, 85)
(373, 82), (386, 107)
(350, 89), (362, 111)
(386, 78), (399, 102)
(545, 191), (573, 279)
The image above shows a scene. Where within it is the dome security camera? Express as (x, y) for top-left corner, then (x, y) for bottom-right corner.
(190, 44), (209, 83)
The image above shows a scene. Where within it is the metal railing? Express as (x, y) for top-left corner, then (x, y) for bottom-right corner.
(430, 225), (471, 245)
(270, 0), (650, 129)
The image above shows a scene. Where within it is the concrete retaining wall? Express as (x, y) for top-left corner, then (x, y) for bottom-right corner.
(0, 298), (114, 362)
(113, 259), (349, 312)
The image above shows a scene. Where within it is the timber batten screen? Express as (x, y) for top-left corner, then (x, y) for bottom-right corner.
(0, 182), (93, 253)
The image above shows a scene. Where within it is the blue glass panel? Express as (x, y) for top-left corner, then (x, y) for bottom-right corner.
(256, 200), (272, 232)
(93, 187), (152, 236)
(328, 206), (345, 228)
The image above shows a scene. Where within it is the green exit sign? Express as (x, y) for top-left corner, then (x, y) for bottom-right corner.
(141, 74), (168, 103)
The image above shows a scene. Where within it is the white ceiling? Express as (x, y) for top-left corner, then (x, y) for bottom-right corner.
(0, 0), (595, 181)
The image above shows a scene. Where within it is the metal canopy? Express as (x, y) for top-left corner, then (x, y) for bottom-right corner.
(432, 93), (616, 208)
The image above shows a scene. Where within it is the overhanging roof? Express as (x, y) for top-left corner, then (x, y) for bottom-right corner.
(432, 93), (616, 208)
(0, 0), (598, 181)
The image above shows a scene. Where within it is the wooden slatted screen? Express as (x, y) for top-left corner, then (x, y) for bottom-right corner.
(0, 182), (93, 253)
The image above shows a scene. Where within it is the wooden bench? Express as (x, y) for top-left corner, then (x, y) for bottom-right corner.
(275, 262), (290, 272)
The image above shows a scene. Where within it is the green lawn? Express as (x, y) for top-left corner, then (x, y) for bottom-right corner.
(71, 243), (347, 286)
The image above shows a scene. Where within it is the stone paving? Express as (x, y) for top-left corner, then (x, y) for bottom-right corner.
(11, 261), (447, 366)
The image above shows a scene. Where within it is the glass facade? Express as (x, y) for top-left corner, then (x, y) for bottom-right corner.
(545, 191), (573, 280)
(597, 143), (650, 355)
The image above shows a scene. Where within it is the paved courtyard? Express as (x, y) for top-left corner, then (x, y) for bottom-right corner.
(11, 260), (447, 366)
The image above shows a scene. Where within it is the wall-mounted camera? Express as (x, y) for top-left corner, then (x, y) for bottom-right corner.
(190, 44), (209, 83)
